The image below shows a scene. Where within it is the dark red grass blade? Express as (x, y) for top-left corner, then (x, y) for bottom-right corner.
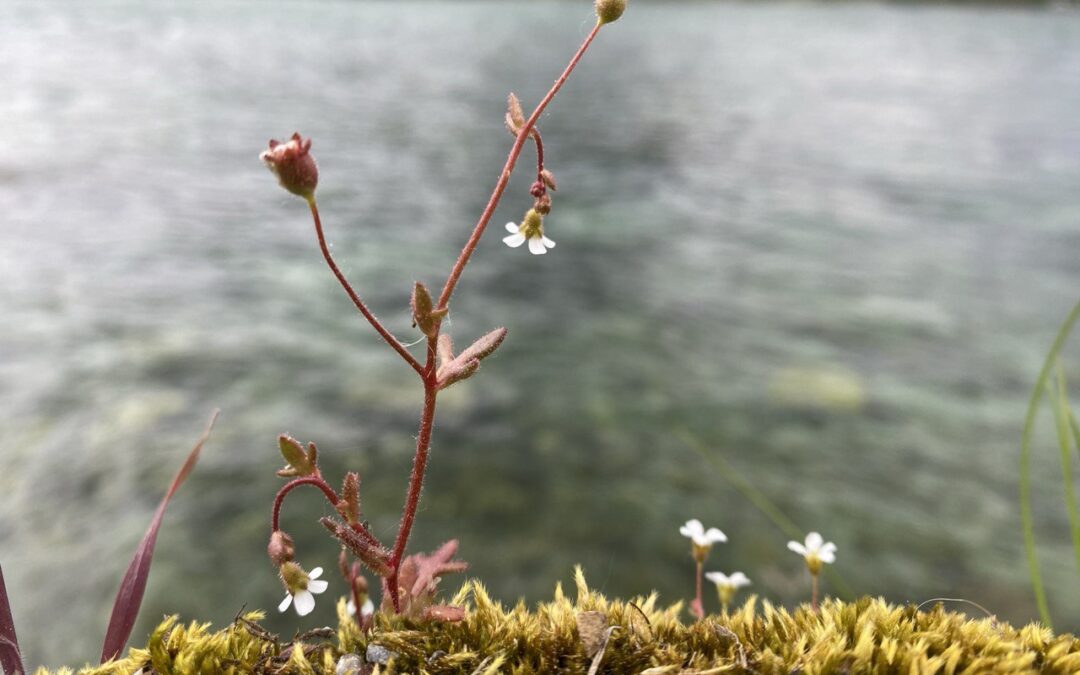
(0, 565), (24, 675)
(100, 411), (218, 663)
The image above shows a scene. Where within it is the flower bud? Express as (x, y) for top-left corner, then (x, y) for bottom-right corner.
(534, 193), (552, 215)
(540, 168), (558, 192)
(268, 530), (296, 566)
(595, 0), (626, 25)
(505, 93), (526, 136)
(260, 132), (319, 200)
(352, 574), (369, 596)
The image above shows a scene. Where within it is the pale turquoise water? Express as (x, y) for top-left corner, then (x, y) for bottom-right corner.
(3, 0), (1080, 667)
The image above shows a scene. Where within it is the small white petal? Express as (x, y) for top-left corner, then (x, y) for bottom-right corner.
(680, 519), (704, 539)
(704, 528), (727, 544)
(361, 598), (375, 617)
(347, 599), (356, 616)
(729, 572), (751, 587)
(528, 237), (547, 255)
(505, 222), (520, 234)
(705, 572), (728, 585)
(805, 532), (824, 553)
(503, 233), (527, 248)
(787, 541), (807, 556)
(309, 567), (323, 580)
(278, 593), (293, 613)
(542, 236), (556, 249)
(818, 544), (837, 564)
(293, 590), (316, 616)
(308, 579), (329, 594)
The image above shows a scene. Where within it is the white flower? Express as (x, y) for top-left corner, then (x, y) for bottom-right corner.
(679, 519), (727, 547)
(503, 210), (555, 255)
(788, 532), (837, 573)
(346, 597), (375, 618)
(705, 571), (751, 590)
(278, 566), (329, 616)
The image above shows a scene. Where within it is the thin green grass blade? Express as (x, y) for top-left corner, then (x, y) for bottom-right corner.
(1067, 408), (1080, 463)
(1019, 299), (1080, 630)
(675, 427), (855, 599)
(1050, 364), (1080, 574)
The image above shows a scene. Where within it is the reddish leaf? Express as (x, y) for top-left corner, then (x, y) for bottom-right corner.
(99, 411), (218, 663)
(0, 565), (24, 675)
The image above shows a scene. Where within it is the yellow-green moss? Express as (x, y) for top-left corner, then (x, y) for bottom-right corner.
(38, 569), (1080, 674)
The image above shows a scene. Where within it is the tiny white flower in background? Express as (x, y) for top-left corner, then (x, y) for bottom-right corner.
(705, 571), (751, 590)
(278, 565), (329, 616)
(680, 519), (727, 547)
(346, 597), (375, 618)
(788, 531), (837, 574)
(706, 570), (751, 610)
(680, 518), (727, 563)
(503, 209), (555, 255)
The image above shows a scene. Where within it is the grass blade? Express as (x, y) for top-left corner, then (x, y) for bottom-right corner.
(0, 565), (24, 675)
(100, 411), (218, 663)
(1019, 299), (1080, 630)
(675, 427), (855, 599)
(1050, 364), (1080, 574)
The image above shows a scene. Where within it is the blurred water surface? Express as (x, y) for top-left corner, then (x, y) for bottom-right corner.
(3, 0), (1080, 667)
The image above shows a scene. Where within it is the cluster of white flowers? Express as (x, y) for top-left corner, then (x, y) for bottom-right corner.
(681, 519), (839, 614)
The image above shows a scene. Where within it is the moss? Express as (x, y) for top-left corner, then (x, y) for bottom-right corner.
(38, 570), (1080, 674)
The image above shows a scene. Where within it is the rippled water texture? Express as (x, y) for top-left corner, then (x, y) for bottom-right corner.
(3, 0), (1080, 667)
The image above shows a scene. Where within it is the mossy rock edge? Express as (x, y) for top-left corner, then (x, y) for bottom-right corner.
(39, 570), (1080, 674)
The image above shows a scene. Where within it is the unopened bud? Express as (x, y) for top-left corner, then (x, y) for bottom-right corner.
(540, 168), (558, 192)
(352, 574), (369, 596)
(534, 193), (552, 215)
(411, 282), (447, 338)
(268, 530), (296, 566)
(260, 133), (319, 200)
(595, 0), (626, 24)
(505, 93), (526, 135)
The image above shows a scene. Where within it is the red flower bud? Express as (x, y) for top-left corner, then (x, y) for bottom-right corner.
(260, 132), (318, 200)
(267, 530), (295, 566)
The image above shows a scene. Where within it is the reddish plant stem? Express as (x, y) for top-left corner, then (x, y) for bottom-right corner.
(308, 200), (424, 375)
(271, 476), (382, 549)
(386, 369), (439, 612)
(435, 22), (602, 311)
(695, 560), (704, 619)
(272, 476), (338, 532)
(811, 572), (820, 613)
(379, 24), (603, 613)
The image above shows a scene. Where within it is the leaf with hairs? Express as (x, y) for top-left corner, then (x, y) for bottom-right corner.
(0, 565), (24, 675)
(100, 411), (218, 663)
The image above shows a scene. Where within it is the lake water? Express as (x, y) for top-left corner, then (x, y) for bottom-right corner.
(3, 0), (1080, 667)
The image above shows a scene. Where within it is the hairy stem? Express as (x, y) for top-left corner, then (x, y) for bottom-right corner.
(380, 24), (605, 613)
(272, 476), (339, 533)
(387, 376), (439, 612)
(308, 199), (424, 375)
(812, 573), (819, 613)
(436, 22), (603, 311)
